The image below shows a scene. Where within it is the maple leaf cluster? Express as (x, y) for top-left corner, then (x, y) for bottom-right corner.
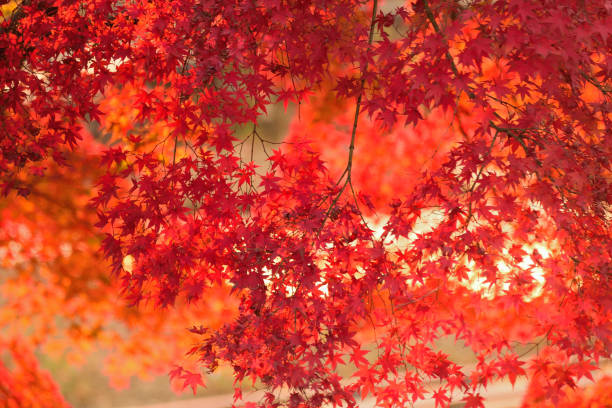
(0, 339), (70, 408)
(1, 0), (611, 407)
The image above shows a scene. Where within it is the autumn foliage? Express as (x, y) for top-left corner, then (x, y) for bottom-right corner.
(1, 0), (612, 407)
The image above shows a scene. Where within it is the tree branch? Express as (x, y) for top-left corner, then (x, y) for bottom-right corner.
(320, 0), (378, 230)
(422, 0), (475, 100)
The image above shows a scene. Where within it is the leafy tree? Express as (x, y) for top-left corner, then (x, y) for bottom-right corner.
(1, 0), (611, 407)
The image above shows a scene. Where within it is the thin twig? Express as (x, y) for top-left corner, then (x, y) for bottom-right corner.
(319, 0), (378, 231)
(422, 0), (475, 100)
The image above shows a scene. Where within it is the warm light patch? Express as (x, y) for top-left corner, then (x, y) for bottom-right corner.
(122, 254), (135, 274)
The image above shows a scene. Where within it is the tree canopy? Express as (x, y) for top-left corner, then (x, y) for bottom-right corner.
(1, 0), (611, 407)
